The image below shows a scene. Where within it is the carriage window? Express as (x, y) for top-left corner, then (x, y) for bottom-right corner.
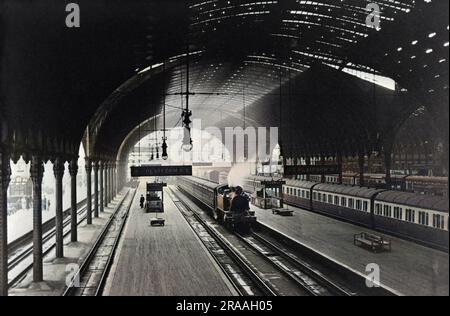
(313, 192), (317, 200)
(356, 200), (362, 211)
(363, 201), (368, 212)
(375, 203), (382, 215)
(383, 205), (392, 217)
(433, 214), (445, 230)
(418, 211), (429, 226)
(318, 193), (322, 201)
(293, 189), (297, 196)
(323, 194), (327, 203)
(406, 209), (415, 223)
(393, 207), (403, 220)
(328, 195), (333, 204)
(348, 198), (355, 209)
(306, 191), (310, 199)
(334, 196), (339, 205)
(341, 197), (347, 207)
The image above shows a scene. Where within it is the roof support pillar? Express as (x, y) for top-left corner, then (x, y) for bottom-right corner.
(104, 163), (109, 207)
(358, 153), (365, 187)
(53, 157), (65, 258)
(113, 164), (117, 197)
(85, 158), (92, 225)
(320, 156), (326, 183)
(305, 157), (311, 182)
(0, 150), (11, 296)
(108, 163), (113, 203)
(384, 141), (394, 190)
(93, 161), (99, 218)
(69, 159), (78, 242)
(99, 162), (104, 213)
(337, 153), (343, 185)
(30, 155), (44, 282)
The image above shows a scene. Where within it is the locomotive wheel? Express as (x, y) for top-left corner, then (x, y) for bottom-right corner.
(216, 211), (224, 225)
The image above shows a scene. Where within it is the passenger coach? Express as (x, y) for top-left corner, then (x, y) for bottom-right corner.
(246, 176), (449, 251)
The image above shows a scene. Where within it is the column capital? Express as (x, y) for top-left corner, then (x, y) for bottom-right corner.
(53, 157), (65, 180)
(69, 159), (78, 177)
(85, 157), (92, 173)
(0, 151), (11, 187)
(93, 160), (99, 172)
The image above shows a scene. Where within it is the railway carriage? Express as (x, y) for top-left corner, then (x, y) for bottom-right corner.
(374, 191), (449, 247)
(311, 184), (384, 228)
(246, 176), (449, 250)
(282, 180), (315, 210)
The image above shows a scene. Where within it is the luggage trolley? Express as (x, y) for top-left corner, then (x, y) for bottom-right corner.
(146, 182), (168, 226)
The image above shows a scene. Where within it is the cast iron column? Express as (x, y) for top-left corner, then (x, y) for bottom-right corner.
(85, 158), (92, 225)
(69, 159), (78, 242)
(30, 155), (44, 282)
(113, 164), (117, 196)
(104, 163), (109, 207)
(0, 151), (11, 296)
(358, 153), (365, 187)
(53, 157), (65, 258)
(320, 156), (326, 183)
(337, 153), (343, 185)
(384, 141), (394, 190)
(306, 157), (311, 182)
(93, 161), (99, 218)
(109, 163), (113, 202)
(99, 162), (104, 213)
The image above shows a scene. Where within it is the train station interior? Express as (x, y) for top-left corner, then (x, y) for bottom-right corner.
(0, 0), (448, 297)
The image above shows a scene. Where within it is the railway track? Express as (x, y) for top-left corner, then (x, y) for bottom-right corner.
(172, 186), (346, 296)
(63, 188), (136, 296)
(168, 187), (276, 296)
(7, 201), (90, 289)
(176, 183), (397, 296)
(235, 232), (353, 296)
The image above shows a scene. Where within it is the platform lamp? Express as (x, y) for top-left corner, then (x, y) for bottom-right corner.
(156, 140), (160, 160)
(161, 62), (169, 161)
(182, 109), (193, 152)
(278, 66), (285, 168)
(153, 114), (160, 160)
(181, 38), (193, 152)
(150, 144), (154, 161)
(162, 138), (168, 161)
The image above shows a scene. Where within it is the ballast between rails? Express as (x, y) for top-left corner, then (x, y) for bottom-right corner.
(238, 232), (353, 296)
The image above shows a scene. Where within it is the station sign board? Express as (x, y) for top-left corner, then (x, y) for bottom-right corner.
(147, 183), (168, 192)
(131, 165), (193, 177)
(284, 165), (341, 176)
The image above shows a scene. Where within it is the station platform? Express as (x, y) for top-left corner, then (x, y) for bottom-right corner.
(254, 204), (449, 296)
(9, 194), (126, 296)
(104, 182), (235, 296)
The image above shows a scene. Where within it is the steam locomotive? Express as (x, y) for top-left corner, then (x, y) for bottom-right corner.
(177, 176), (256, 228)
